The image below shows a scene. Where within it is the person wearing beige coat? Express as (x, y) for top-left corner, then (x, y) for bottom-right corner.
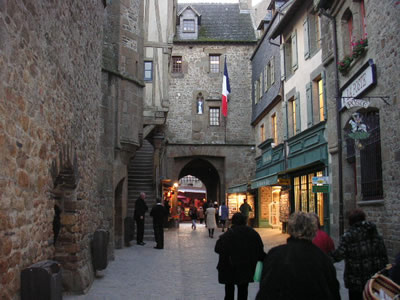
(205, 206), (217, 238)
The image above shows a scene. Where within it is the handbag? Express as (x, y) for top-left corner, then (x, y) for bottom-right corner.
(253, 261), (263, 282)
(363, 265), (400, 300)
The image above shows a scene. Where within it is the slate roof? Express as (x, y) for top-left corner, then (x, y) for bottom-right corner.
(175, 3), (257, 43)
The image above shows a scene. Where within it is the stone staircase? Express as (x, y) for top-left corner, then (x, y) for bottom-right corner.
(128, 140), (155, 242)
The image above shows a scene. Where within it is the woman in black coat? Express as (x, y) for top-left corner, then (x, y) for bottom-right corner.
(256, 212), (341, 300)
(215, 213), (265, 300)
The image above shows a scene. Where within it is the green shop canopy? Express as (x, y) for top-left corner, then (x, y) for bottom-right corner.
(251, 174), (278, 189)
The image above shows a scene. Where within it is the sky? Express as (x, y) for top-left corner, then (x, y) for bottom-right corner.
(177, 0), (264, 6)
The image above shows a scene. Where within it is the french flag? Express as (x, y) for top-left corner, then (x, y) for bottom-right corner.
(222, 56), (231, 117)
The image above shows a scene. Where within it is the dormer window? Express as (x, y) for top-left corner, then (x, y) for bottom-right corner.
(183, 19), (195, 32)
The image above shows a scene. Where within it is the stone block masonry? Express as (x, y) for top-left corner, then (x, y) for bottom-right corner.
(0, 0), (105, 298)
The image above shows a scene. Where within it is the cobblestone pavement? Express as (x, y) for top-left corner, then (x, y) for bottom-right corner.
(65, 223), (347, 300)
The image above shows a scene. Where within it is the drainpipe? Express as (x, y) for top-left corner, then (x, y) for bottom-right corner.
(319, 9), (344, 236)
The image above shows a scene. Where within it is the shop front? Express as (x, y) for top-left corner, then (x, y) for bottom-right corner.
(226, 183), (256, 225)
(251, 140), (286, 229)
(284, 121), (330, 232)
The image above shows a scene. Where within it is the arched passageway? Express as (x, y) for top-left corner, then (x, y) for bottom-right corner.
(178, 158), (221, 204)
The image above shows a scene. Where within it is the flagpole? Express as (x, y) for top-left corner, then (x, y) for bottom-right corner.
(222, 55), (230, 144)
(225, 56), (227, 143)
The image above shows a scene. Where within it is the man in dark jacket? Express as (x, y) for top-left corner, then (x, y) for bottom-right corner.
(150, 198), (168, 249)
(256, 212), (340, 300)
(134, 192), (148, 246)
(215, 213), (265, 300)
(330, 208), (388, 300)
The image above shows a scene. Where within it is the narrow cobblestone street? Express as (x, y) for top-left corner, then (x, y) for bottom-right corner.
(64, 224), (347, 300)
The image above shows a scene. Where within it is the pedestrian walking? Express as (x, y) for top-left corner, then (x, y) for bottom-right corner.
(330, 208), (388, 300)
(205, 203), (217, 238)
(215, 213), (265, 300)
(219, 202), (229, 232)
(134, 192), (148, 246)
(150, 198), (168, 249)
(256, 212), (340, 300)
(239, 199), (252, 226)
(214, 202), (220, 225)
(189, 205), (198, 230)
(198, 206), (205, 224)
(203, 201), (211, 227)
(311, 213), (335, 254)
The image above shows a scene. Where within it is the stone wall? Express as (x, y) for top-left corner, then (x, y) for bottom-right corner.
(322, 0), (400, 260)
(0, 0), (105, 298)
(101, 0), (144, 253)
(167, 44), (255, 145)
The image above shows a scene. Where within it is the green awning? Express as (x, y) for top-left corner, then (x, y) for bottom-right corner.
(251, 174), (278, 189)
(227, 183), (248, 194)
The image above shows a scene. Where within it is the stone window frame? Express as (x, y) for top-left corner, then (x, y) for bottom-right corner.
(344, 108), (383, 201)
(172, 56), (183, 73)
(209, 107), (220, 126)
(209, 54), (220, 73)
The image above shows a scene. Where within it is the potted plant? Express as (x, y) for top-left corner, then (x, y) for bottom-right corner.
(352, 37), (368, 59)
(338, 55), (354, 75)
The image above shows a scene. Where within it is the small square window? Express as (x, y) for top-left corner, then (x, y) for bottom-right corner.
(172, 56), (182, 73)
(144, 61), (153, 81)
(209, 55), (220, 73)
(183, 19), (195, 32)
(209, 107), (220, 126)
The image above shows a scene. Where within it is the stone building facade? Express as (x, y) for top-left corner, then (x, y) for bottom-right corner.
(164, 3), (257, 210)
(0, 0), (145, 298)
(142, 0), (176, 200)
(250, 0), (285, 228)
(320, 0), (400, 260)
(102, 0), (145, 251)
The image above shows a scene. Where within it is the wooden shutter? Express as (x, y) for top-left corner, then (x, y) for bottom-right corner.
(283, 101), (288, 140)
(306, 82), (313, 128)
(264, 65), (268, 92)
(280, 44), (285, 80)
(322, 71), (328, 120)
(295, 92), (301, 133)
(303, 17), (310, 59)
(271, 56), (275, 85)
(291, 30), (298, 71)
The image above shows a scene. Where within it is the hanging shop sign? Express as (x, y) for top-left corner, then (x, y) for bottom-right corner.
(347, 112), (370, 140)
(342, 98), (370, 109)
(341, 60), (376, 109)
(312, 176), (329, 185)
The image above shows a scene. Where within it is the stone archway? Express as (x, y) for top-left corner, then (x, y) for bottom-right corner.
(178, 158), (221, 204)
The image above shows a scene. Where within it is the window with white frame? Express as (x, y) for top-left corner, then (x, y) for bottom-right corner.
(209, 107), (220, 126)
(307, 74), (326, 128)
(183, 19), (195, 32)
(304, 13), (321, 58)
(144, 61), (153, 81)
(209, 55), (220, 73)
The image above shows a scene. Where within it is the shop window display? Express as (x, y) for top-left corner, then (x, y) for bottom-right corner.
(293, 171), (324, 226)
